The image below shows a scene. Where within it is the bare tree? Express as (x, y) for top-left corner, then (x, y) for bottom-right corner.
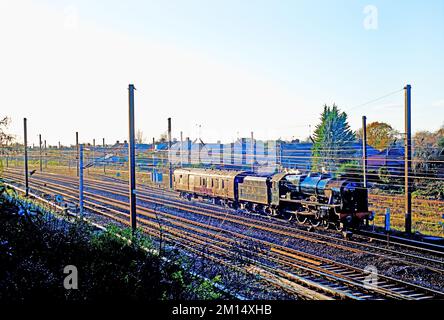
(136, 129), (146, 144)
(0, 117), (14, 168)
(414, 130), (442, 176)
(158, 133), (168, 143)
(0, 117), (13, 146)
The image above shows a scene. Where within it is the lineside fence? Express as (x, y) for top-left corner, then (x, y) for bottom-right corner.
(1, 137), (443, 237)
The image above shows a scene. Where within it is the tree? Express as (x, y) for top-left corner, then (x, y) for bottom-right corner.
(0, 117), (13, 147)
(0, 116), (14, 171)
(438, 136), (444, 149)
(437, 125), (444, 149)
(157, 133), (167, 143)
(136, 129), (146, 144)
(411, 125), (444, 196)
(413, 130), (440, 176)
(311, 104), (355, 172)
(414, 130), (436, 146)
(356, 121), (396, 151)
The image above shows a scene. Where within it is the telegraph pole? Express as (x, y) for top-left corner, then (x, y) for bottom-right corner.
(152, 137), (155, 182)
(76, 132), (79, 177)
(103, 138), (106, 174)
(251, 131), (254, 172)
(180, 131), (183, 167)
(44, 140), (47, 169)
(168, 117), (173, 189)
(39, 134), (42, 172)
(128, 84), (137, 232)
(362, 116), (368, 188)
(5, 141), (8, 168)
(79, 144), (84, 218)
(404, 84), (412, 234)
(24, 118), (29, 196)
(89, 138), (95, 175)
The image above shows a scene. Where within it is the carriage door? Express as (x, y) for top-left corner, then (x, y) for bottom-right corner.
(271, 181), (280, 206)
(189, 175), (195, 192)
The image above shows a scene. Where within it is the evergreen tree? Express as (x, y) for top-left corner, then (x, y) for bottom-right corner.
(311, 104), (355, 172)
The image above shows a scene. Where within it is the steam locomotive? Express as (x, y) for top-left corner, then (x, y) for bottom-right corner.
(173, 168), (374, 230)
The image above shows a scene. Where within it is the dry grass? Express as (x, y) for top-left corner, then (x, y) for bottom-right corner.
(369, 194), (444, 236)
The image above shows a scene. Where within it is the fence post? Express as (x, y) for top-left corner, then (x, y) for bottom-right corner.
(385, 208), (391, 232)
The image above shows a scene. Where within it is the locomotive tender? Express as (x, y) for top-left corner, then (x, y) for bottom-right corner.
(173, 168), (374, 229)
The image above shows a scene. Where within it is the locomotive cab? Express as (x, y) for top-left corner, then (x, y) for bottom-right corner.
(340, 182), (374, 222)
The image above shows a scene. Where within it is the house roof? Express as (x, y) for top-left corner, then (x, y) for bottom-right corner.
(367, 146), (404, 168)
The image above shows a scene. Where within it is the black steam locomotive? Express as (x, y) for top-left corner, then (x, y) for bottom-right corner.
(173, 168), (374, 230)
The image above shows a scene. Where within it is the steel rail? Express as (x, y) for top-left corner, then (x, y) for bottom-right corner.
(4, 171), (444, 298)
(1, 181), (344, 299)
(5, 169), (444, 273)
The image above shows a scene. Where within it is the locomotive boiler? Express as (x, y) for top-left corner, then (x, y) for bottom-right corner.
(173, 168), (374, 230)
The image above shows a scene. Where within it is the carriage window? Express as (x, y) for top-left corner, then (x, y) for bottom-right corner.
(221, 180), (225, 188)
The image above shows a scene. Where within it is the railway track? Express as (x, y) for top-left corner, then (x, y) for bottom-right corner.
(114, 178), (444, 264)
(78, 171), (444, 250)
(3, 169), (444, 300)
(5, 169), (443, 273)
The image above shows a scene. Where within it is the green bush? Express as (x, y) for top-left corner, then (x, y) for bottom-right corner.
(0, 187), (222, 302)
(337, 160), (360, 177)
(412, 180), (444, 200)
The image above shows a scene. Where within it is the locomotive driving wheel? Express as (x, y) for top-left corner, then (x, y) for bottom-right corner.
(308, 216), (321, 227)
(335, 222), (344, 231)
(295, 211), (307, 224)
(280, 210), (293, 221)
(321, 220), (330, 230)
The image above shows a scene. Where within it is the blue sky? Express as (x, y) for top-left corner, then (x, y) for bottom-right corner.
(1, 0), (443, 145)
